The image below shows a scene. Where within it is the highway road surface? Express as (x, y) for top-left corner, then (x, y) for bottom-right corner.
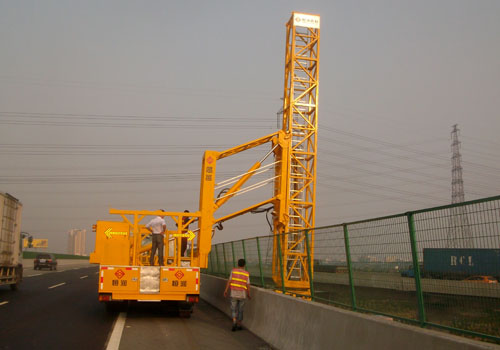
(0, 261), (272, 350)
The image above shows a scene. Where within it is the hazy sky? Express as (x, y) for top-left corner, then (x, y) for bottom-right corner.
(1, 1), (499, 254)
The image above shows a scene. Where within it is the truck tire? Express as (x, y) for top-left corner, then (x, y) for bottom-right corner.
(10, 265), (22, 291)
(179, 302), (193, 318)
(105, 301), (127, 313)
(105, 302), (118, 313)
(179, 309), (191, 318)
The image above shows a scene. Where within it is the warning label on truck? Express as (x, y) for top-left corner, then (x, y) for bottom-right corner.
(115, 269), (125, 279)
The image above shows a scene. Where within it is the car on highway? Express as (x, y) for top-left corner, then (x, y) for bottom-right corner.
(463, 275), (498, 284)
(34, 253), (58, 270)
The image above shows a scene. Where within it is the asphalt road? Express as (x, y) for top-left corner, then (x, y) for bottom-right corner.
(0, 264), (114, 350)
(0, 262), (272, 350)
(119, 299), (272, 350)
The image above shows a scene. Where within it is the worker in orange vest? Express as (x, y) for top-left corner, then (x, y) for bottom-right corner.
(224, 258), (251, 331)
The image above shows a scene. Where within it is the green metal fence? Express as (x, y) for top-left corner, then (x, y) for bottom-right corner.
(204, 195), (500, 343)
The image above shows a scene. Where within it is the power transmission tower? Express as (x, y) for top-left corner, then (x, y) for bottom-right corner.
(447, 124), (473, 248)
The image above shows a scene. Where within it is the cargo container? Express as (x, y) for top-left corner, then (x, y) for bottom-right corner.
(423, 248), (500, 279)
(401, 248), (500, 280)
(0, 193), (23, 290)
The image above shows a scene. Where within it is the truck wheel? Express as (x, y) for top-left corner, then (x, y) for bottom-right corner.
(105, 302), (118, 313)
(179, 302), (193, 318)
(105, 301), (127, 313)
(10, 266), (22, 290)
(179, 309), (191, 318)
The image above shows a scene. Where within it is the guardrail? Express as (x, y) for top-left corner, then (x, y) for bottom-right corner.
(22, 251), (89, 260)
(204, 195), (500, 344)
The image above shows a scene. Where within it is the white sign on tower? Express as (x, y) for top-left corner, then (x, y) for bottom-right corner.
(293, 13), (320, 29)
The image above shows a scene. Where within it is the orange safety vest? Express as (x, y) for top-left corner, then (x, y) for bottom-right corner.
(229, 268), (250, 291)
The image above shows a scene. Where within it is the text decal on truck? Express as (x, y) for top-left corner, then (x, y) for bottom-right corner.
(104, 228), (128, 239)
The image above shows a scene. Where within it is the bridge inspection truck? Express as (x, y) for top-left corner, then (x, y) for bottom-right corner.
(90, 11), (321, 313)
(0, 193), (23, 290)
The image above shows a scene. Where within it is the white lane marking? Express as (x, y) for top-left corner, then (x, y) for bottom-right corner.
(26, 274), (42, 277)
(106, 312), (126, 350)
(0, 301), (9, 306)
(48, 282), (66, 289)
(80, 275), (88, 279)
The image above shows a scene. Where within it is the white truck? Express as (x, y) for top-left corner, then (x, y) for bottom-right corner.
(0, 193), (23, 290)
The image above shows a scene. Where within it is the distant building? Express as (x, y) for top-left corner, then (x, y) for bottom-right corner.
(67, 229), (86, 255)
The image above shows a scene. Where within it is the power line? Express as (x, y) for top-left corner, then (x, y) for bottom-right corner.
(319, 159), (488, 197)
(321, 147), (500, 183)
(323, 126), (500, 172)
(0, 120), (274, 130)
(461, 134), (500, 149)
(0, 76), (278, 101)
(0, 112), (275, 129)
(317, 181), (441, 207)
(321, 149), (448, 181)
(322, 126), (500, 175)
(0, 111), (272, 121)
(320, 174), (447, 203)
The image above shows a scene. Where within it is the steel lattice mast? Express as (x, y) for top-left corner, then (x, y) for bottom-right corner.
(273, 12), (320, 293)
(447, 124), (473, 248)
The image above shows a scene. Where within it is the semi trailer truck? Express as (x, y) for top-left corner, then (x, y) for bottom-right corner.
(0, 193), (23, 290)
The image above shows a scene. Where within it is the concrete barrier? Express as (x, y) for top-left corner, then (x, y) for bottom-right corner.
(201, 274), (500, 350)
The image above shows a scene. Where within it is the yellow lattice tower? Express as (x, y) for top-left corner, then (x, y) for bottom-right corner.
(273, 12), (320, 295)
